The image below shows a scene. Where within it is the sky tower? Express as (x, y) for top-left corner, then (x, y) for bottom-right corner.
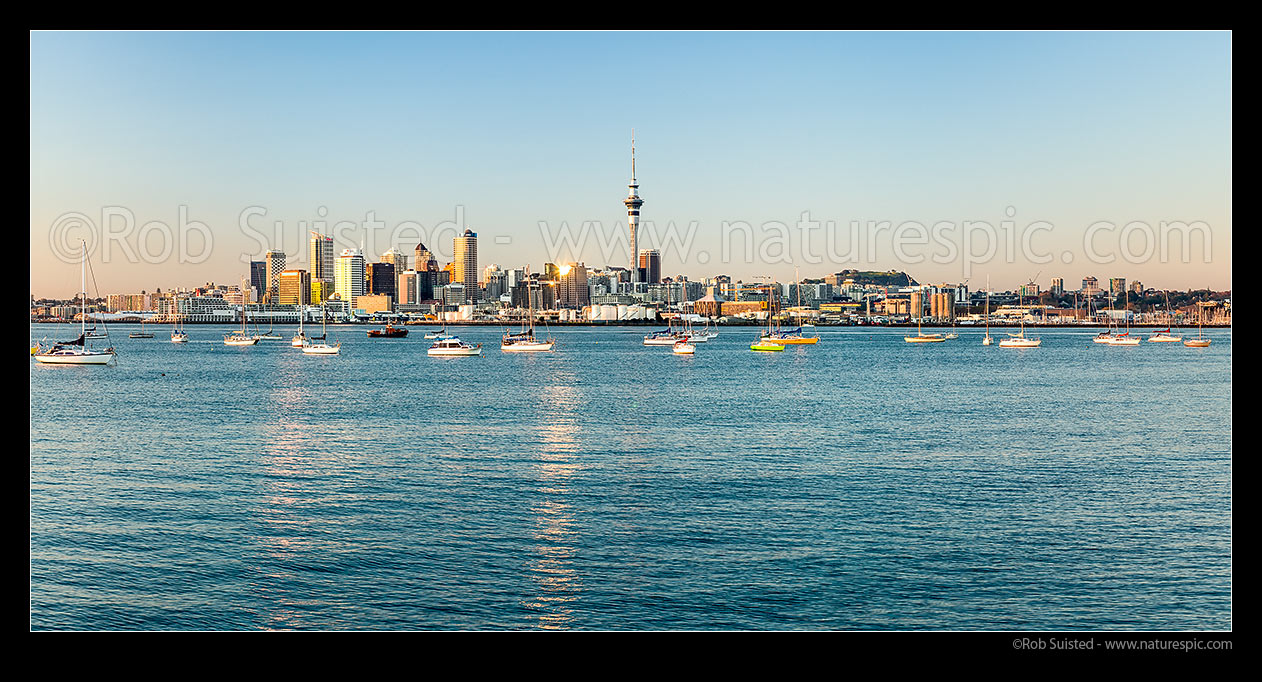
(623, 131), (643, 289)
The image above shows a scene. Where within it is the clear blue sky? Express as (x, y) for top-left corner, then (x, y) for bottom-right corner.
(31, 31), (1231, 298)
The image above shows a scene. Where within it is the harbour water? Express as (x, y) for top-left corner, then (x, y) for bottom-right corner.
(30, 324), (1232, 630)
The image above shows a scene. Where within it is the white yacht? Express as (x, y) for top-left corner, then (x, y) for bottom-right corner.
(34, 241), (116, 365)
(428, 337), (482, 356)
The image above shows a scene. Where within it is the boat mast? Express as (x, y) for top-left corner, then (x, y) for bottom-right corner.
(80, 240), (86, 340)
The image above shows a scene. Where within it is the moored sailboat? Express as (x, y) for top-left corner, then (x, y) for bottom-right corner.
(170, 300), (189, 343)
(981, 279), (993, 345)
(1148, 292), (1182, 342)
(1183, 299), (1212, 347)
(34, 241), (116, 365)
(502, 271), (555, 352)
(999, 285), (1041, 348)
(1103, 288), (1140, 346)
(302, 302), (341, 354)
(225, 278), (259, 346)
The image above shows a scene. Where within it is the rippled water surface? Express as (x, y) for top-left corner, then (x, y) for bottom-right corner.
(30, 324), (1232, 630)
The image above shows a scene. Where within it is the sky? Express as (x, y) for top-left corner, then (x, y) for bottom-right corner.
(30, 31), (1231, 298)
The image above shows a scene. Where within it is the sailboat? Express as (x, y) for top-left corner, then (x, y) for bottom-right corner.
(224, 278), (259, 346)
(981, 278), (993, 345)
(302, 302), (341, 354)
(761, 324), (819, 344)
(761, 270), (819, 344)
(291, 304), (309, 347)
(424, 317), (453, 340)
(1148, 291), (1182, 342)
(999, 285), (1041, 348)
(905, 292), (946, 343)
(170, 299), (189, 343)
(1183, 299), (1212, 347)
(672, 312), (696, 354)
(1090, 293), (1115, 343)
(34, 241), (116, 365)
(253, 317), (283, 340)
(1103, 288), (1140, 346)
(644, 284), (689, 346)
(685, 314), (718, 342)
(751, 282), (786, 351)
(502, 272), (555, 352)
(129, 318), (154, 338)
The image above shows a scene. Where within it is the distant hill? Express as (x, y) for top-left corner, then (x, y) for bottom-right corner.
(833, 270), (918, 287)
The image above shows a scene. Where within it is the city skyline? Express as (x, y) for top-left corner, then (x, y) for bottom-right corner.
(31, 31), (1231, 298)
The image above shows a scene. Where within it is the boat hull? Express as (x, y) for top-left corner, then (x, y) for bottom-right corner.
(761, 336), (818, 344)
(750, 342), (785, 352)
(34, 351), (113, 365)
(501, 341), (554, 352)
(672, 343), (696, 354)
(1183, 339), (1211, 347)
(302, 344), (341, 355)
(999, 338), (1042, 348)
(428, 348), (482, 356)
(904, 336), (946, 343)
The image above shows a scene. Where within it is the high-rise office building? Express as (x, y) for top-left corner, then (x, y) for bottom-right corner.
(1082, 276), (1101, 296)
(264, 251), (286, 304)
(367, 262), (396, 300)
(414, 242), (436, 270)
(638, 249), (661, 284)
(414, 241), (438, 300)
(1109, 278), (1126, 298)
(381, 248), (408, 273)
(397, 270), (418, 305)
(506, 268), (525, 291)
(511, 275), (555, 311)
(311, 279), (330, 304)
(454, 229), (478, 302)
(1050, 277), (1064, 297)
(309, 232), (334, 282)
(334, 248), (365, 307)
(249, 261), (266, 303)
(558, 263), (589, 309)
(483, 267), (508, 301)
(278, 269), (311, 306)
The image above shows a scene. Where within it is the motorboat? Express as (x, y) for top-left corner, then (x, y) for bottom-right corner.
(428, 337), (482, 356)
